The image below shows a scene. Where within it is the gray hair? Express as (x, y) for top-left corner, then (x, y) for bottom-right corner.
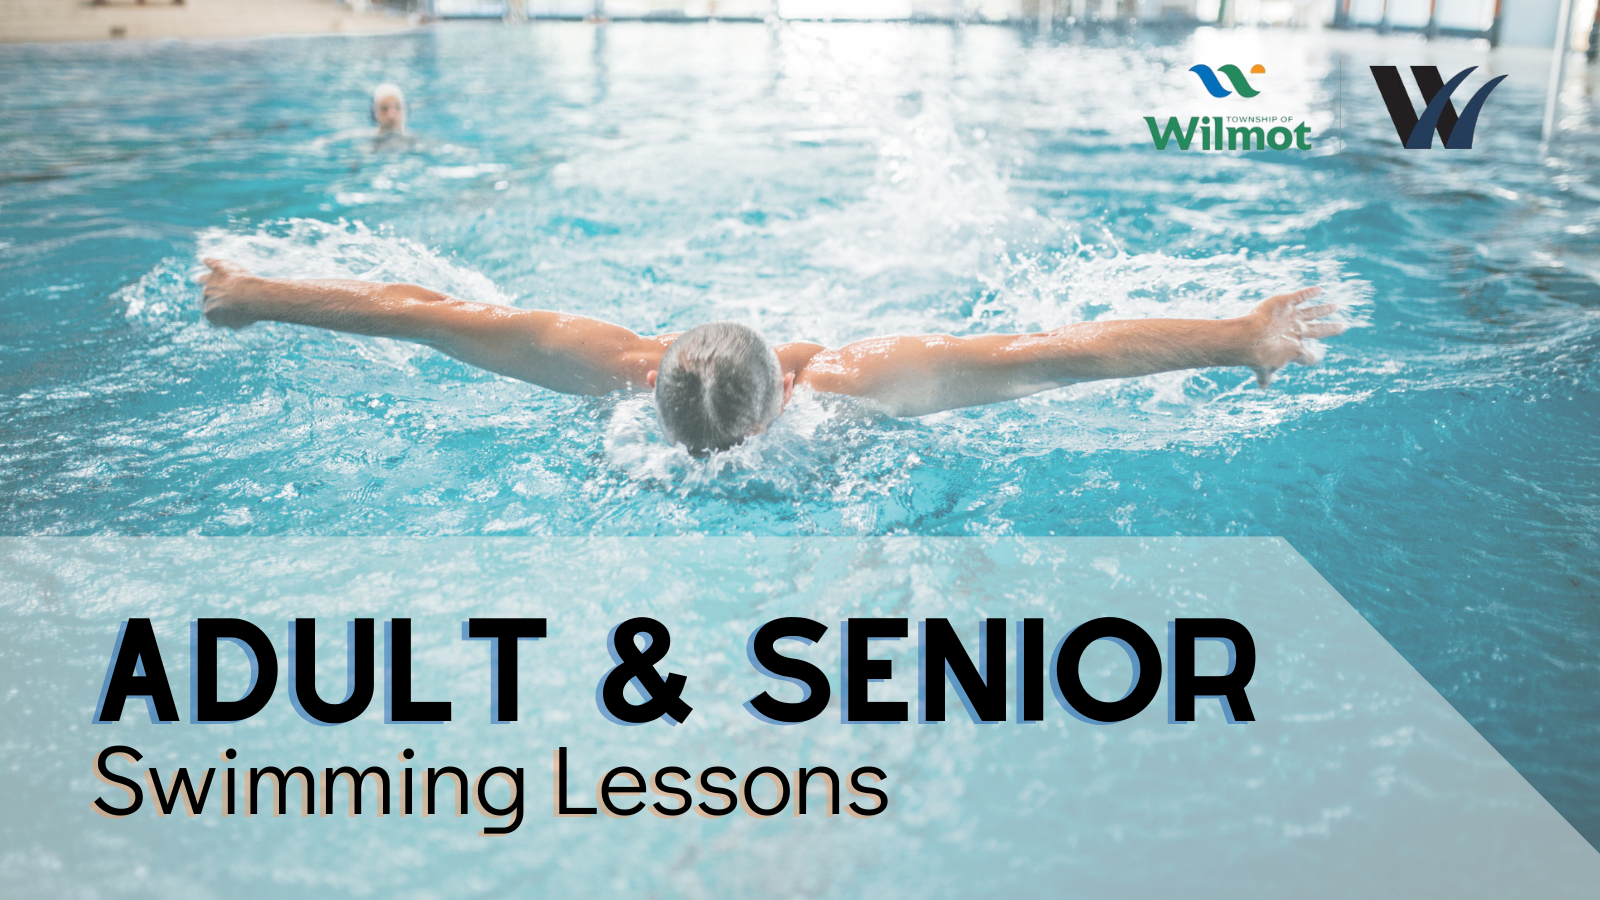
(654, 322), (784, 456)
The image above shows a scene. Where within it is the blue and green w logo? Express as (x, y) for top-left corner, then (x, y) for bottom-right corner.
(1190, 64), (1265, 98)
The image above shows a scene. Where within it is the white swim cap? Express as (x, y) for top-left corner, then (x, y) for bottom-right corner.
(372, 83), (405, 105)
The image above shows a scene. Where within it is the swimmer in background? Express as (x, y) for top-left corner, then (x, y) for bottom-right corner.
(198, 258), (1348, 456)
(370, 83), (415, 152)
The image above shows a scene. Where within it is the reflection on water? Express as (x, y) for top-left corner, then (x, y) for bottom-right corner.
(0, 22), (1596, 846)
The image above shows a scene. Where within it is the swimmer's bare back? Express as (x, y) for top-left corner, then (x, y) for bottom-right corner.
(199, 258), (1346, 416)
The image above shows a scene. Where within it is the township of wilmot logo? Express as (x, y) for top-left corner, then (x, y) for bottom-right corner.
(1370, 66), (1507, 149)
(1146, 62), (1315, 153)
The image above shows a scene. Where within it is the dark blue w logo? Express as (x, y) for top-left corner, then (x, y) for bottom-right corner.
(1370, 66), (1507, 149)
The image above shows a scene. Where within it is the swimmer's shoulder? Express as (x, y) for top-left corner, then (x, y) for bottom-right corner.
(776, 341), (825, 375)
(372, 132), (419, 152)
(783, 341), (861, 394)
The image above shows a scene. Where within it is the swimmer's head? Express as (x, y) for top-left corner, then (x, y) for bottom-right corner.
(650, 322), (793, 457)
(371, 83), (406, 133)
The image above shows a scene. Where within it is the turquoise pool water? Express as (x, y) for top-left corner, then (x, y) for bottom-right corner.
(0, 21), (1596, 847)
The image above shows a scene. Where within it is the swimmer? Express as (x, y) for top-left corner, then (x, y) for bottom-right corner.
(370, 83), (414, 151)
(198, 258), (1348, 456)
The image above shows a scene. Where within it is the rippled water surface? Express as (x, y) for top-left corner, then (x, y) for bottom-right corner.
(1, 22), (1596, 843)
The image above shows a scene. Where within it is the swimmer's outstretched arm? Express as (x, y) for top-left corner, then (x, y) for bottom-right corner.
(797, 289), (1345, 417)
(199, 259), (669, 395)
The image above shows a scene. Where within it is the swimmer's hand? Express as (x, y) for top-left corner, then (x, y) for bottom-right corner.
(1239, 287), (1346, 388)
(198, 258), (259, 329)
